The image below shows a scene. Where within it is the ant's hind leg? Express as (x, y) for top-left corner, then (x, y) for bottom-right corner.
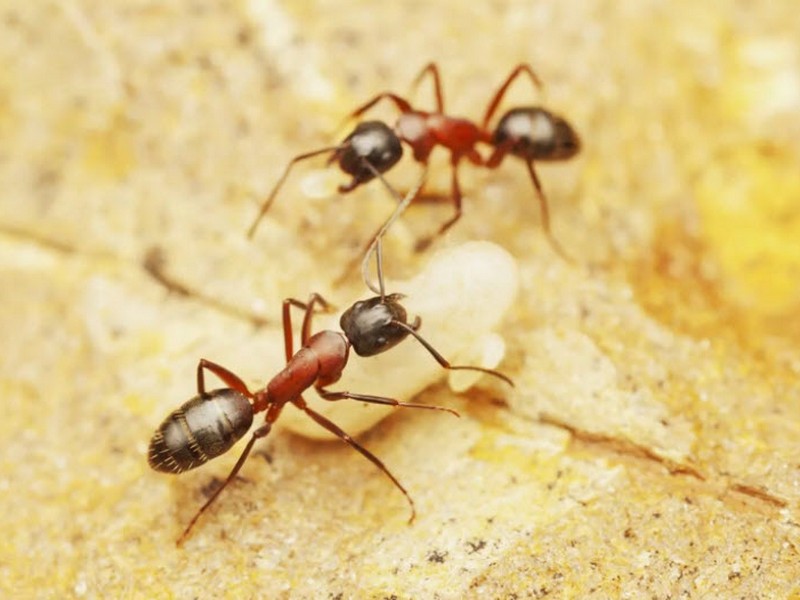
(298, 402), (417, 523)
(176, 422), (273, 546)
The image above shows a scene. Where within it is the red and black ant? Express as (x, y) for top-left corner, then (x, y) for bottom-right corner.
(247, 63), (580, 261)
(148, 288), (513, 544)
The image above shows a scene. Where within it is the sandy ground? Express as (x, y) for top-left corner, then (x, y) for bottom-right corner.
(1, 1), (799, 598)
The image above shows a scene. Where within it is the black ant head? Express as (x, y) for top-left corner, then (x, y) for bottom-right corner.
(340, 293), (415, 357)
(492, 107), (580, 161)
(332, 121), (404, 192)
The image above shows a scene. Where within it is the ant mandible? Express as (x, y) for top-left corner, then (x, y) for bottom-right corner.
(247, 63), (580, 261)
(148, 289), (513, 545)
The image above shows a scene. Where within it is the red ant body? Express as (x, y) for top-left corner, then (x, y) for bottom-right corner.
(247, 63), (580, 260)
(148, 291), (512, 544)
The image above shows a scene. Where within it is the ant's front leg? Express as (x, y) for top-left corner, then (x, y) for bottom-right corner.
(281, 294), (334, 361)
(176, 421), (273, 546)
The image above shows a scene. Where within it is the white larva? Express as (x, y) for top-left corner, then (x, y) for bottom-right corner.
(278, 240), (520, 439)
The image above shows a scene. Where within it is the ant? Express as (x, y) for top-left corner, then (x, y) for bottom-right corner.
(148, 283), (513, 545)
(247, 63), (580, 261)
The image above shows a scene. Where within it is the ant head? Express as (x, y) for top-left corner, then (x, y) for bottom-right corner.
(340, 293), (414, 357)
(492, 107), (580, 161)
(332, 121), (404, 191)
(148, 389), (253, 474)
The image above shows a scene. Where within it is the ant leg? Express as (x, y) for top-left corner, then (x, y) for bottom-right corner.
(176, 422), (272, 546)
(341, 93), (413, 126)
(525, 161), (576, 264)
(316, 386), (459, 417)
(247, 146), (339, 239)
(300, 293), (333, 346)
(298, 401), (416, 523)
(481, 64), (545, 130)
(410, 62), (444, 113)
(485, 142), (510, 169)
(390, 320), (515, 388)
(282, 295), (333, 360)
(281, 299), (306, 362)
(439, 158), (464, 236)
(486, 148), (575, 264)
(196, 358), (252, 397)
(415, 159), (463, 251)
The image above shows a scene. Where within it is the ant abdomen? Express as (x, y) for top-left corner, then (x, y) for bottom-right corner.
(331, 121), (403, 191)
(491, 107), (580, 162)
(148, 389), (253, 474)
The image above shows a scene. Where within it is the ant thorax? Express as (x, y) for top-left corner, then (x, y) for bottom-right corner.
(306, 330), (350, 387)
(396, 112), (429, 146)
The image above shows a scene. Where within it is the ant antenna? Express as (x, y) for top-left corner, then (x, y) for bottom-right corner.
(360, 168), (428, 297)
(247, 146), (339, 239)
(391, 320), (515, 388)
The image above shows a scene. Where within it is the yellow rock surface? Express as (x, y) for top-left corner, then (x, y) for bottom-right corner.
(1, 1), (798, 597)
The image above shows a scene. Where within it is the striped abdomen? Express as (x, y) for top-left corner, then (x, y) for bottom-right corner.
(148, 389), (253, 474)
